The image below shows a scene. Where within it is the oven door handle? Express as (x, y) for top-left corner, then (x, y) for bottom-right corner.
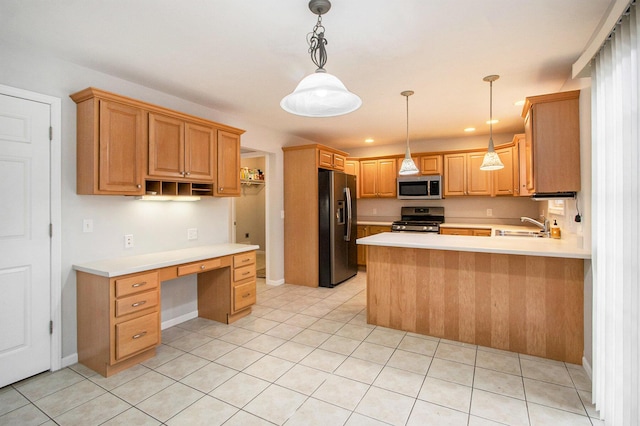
(344, 187), (352, 242)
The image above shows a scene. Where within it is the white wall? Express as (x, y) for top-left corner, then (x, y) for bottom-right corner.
(0, 42), (311, 360)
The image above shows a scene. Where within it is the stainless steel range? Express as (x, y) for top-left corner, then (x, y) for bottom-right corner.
(391, 206), (445, 233)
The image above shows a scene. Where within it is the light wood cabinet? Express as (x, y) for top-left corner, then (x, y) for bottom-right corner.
(75, 98), (147, 195)
(76, 270), (160, 377)
(148, 113), (216, 182)
(216, 130), (241, 196)
(283, 144), (351, 287)
(443, 152), (491, 196)
(71, 87), (244, 197)
(522, 90), (581, 194)
(420, 155), (443, 175)
(344, 159), (360, 198)
(444, 149), (516, 197)
(360, 159), (397, 198)
(440, 227), (491, 237)
(319, 149), (345, 171)
(357, 225), (392, 265)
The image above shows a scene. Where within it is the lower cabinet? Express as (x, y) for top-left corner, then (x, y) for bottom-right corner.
(232, 252), (257, 314)
(440, 227), (492, 237)
(77, 270), (161, 377)
(357, 225), (392, 266)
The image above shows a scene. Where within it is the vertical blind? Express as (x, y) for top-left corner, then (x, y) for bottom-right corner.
(591, 1), (640, 424)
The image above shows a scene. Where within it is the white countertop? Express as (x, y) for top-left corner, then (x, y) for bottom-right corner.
(357, 232), (590, 259)
(73, 243), (260, 277)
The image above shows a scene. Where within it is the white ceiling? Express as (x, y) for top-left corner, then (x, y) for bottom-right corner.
(0, 0), (613, 150)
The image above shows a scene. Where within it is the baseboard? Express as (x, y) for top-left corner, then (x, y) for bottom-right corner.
(161, 311), (198, 330)
(62, 353), (78, 369)
(582, 356), (593, 380)
(267, 278), (285, 286)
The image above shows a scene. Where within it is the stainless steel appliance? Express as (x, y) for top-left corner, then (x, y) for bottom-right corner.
(318, 169), (358, 288)
(391, 206), (445, 233)
(397, 175), (442, 200)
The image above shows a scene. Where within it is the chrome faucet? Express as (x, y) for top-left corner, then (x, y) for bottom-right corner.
(520, 216), (550, 235)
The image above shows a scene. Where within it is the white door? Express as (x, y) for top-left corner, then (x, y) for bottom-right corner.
(0, 93), (51, 387)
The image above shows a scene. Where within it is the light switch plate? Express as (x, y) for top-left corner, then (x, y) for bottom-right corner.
(83, 219), (93, 233)
(187, 228), (198, 240)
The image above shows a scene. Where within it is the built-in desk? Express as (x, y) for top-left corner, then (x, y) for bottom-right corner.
(73, 244), (258, 377)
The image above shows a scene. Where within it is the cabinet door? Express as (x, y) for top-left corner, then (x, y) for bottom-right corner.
(493, 147), (515, 196)
(185, 122), (216, 181)
(148, 113), (185, 178)
(467, 152), (492, 196)
(440, 228), (473, 236)
(443, 153), (466, 196)
(318, 149), (334, 169)
(377, 159), (397, 197)
(359, 160), (379, 198)
(357, 226), (367, 266)
(216, 130), (241, 196)
(420, 155), (442, 175)
(98, 100), (146, 193)
(344, 160), (359, 198)
(333, 154), (345, 171)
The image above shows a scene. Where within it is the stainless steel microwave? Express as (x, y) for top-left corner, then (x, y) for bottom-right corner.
(397, 175), (442, 200)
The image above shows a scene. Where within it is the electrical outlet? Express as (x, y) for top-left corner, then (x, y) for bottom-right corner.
(124, 234), (134, 248)
(486, 209), (493, 217)
(187, 228), (198, 240)
(83, 219), (93, 233)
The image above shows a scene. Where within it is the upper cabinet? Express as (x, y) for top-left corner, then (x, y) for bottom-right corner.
(148, 113), (216, 182)
(71, 88), (244, 197)
(522, 90), (581, 194)
(318, 149), (345, 171)
(75, 98), (147, 195)
(216, 130), (241, 196)
(395, 154), (442, 175)
(360, 158), (397, 198)
(444, 147), (516, 197)
(344, 159), (360, 198)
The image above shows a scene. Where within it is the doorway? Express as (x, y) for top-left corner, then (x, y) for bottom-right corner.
(0, 84), (61, 387)
(236, 153), (266, 278)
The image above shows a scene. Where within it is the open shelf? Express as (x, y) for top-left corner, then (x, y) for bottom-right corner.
(145, 180), (214, 197)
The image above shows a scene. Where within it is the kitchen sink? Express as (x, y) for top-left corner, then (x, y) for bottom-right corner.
(494, 229), (547, 238)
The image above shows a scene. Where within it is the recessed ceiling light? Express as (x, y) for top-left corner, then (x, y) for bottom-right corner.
(514, 100), (525, 106)
(364, 138), (374, 143)
(486, 119), (499, 125)
(464, 127), (476, 132)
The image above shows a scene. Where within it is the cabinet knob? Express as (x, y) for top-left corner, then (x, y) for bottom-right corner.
(136, 184), (141, 189)
(200, 265), (206, 270)
(185, 172), (190, 176)
(219, 187), (223, 192)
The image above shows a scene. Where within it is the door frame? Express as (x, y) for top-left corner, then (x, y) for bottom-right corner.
(0, 83), (62, 372)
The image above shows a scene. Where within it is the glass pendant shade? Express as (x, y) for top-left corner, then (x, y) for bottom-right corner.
(480, 137), (504, 170)
(280, 70), (362, 117)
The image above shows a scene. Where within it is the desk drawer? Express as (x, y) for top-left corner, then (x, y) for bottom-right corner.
(234, 264), (255, 282)
(233, 251), (256, 268)
(115, 312), (159, 360)
(115, 272), (159, 298)
(233, 281), (256, 312)
(115, 290), (159, 317)
(178, 258), (222, 276)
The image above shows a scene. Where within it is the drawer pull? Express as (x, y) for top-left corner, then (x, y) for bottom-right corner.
(242, 293), (251, 298)
(132, 331), (147, 339)
(131, 281), (147, 288)
(242, 258), (250, 263)
(242, 271), (251, 276)
(131, 301), (146, 308)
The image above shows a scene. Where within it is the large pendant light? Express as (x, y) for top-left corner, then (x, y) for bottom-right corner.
(398, 90), (420, 175)
(480, 75), (504, 170)
(280, 0), (362, 117)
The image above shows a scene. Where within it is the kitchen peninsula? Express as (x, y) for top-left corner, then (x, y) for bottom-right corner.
(357, 232), (590, 364)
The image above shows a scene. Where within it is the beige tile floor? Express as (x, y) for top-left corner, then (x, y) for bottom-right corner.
(0, 272), (603, 426)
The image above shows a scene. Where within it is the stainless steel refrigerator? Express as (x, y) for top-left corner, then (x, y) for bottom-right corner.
(318, 169), (358, 288)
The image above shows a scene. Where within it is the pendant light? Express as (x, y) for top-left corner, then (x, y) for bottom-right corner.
(398, 90), (420, 175)
(280, 0), (362, 117)
(480, 75), (504, 170)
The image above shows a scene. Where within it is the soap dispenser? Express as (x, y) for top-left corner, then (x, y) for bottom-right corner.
(550, 219), (561, 239)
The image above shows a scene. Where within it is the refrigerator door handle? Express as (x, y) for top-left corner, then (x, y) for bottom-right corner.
(344, 187), (352, 241)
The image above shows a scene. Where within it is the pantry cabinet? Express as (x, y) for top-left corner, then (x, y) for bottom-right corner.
(522, 90), (581, 194)
(70, 87), (244, 197)
(360, 158), (397, 198)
